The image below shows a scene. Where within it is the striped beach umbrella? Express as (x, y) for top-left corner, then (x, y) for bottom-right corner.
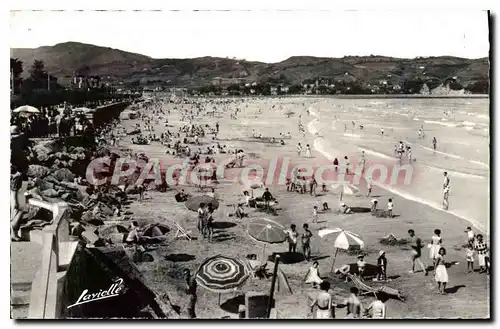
(318, 228), (364, 272)
(330, 182), (360, 201)
(196, 255), (249, 303)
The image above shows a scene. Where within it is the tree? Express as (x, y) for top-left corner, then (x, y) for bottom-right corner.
(28, 60), (47, 90)
(10, 58), (23, 94)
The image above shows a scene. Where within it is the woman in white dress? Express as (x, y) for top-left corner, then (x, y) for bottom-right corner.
(429, 229), (442, 261)
(304, 261), (323, 288)
(434, 247), (449, 294)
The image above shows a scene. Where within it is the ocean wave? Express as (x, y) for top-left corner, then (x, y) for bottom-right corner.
(370, 180), (486, 233)
(315, 141), (486, 233)
(423, 120), (457, 128)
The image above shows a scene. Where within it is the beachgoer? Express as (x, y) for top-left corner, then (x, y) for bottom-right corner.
(474, 234), (489, 274)
(366, 176), (372, 197)
(365, 292), (387, 319)
(297, 143), (302, 157)
(340, 202), (353, 214)
(377, 251), (387, 281)
(408, 229), (428, 275)
(286, 224), (299, 253)
(387, 198), (394, 218)
(183, 269), (198, 318)
(302, 223), (313, 261)
(310, 281), (335, 319)
(465, 226), (475, 245)
(262, 188), (274, 211)
(443, 185), (450, 210)
(205, 204), (214, 242)
(429, 229), (443, 261)
(309, 177), (317, 196)
(380, 127), (384, 137)
(306, 144), (312, 158)
(10, 165), (22, 218)
(344, 156), (350, 175)
(304, 261), (323, 287)
(338, 287), (364, 318)
(432, 137), (438, 150)
(370, 198), (378, 213)
(197, 203), (206, 234)
(333, 158), (339, 172)
(465, 242), (475, 274)
(312, 206), (319, 223)
(125, 221), (141, 243)
(434, 247), (449, 294)
(357, 255), (366, 280)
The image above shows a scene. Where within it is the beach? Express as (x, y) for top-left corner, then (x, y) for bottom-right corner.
(110, 96), (489, 319)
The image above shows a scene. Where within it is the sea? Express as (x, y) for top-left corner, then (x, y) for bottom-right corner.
(307, 97), (490, 234)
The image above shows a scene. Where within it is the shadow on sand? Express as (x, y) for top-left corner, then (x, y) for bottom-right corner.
(268, 252), (305, 264)
(164, 253), (196, 262)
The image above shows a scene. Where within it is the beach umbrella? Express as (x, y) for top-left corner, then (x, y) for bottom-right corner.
(184, 195), (219, 212)
(330, 182), (360, 201)
(245, 181), (264, 198)
(247, 218), (287, 259)
(195, 255), (249, 304)
(13, 105), (40, 114)
(318, 228), (364, 272)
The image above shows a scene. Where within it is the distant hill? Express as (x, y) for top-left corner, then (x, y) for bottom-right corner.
(10, 42), (490, 90)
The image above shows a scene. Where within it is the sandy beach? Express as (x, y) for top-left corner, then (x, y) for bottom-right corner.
(109, 96), (489, 319)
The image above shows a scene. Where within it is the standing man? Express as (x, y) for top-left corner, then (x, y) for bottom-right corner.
(215, 121), (219, 133)
(432, 137), (438, 151)
(443, 172), (450, 210)
(297, 143), (303, 157)
(309, 281), (335, 319)
(302, 224), (313, 261)
(183, 269), (198, 318)
(407, 229), (428, 276)
(474, 234), (489, 274)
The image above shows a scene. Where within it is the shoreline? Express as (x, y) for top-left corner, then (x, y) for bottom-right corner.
(307, 110), (488, 236)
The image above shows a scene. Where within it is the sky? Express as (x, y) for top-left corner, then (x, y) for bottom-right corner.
(9, 10), (490, 62)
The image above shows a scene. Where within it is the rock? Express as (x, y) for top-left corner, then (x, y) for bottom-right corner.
(41, 189), (59, 197)
(53, 168), (75, 182)
(27, 165), (50, 178)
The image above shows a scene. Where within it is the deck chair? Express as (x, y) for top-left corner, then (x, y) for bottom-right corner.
(171, 220), (192, 241)
(347, 274), (405, 301)
(245, 259), (268, 279)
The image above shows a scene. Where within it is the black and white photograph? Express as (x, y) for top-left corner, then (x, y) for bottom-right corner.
(8, 6), (491, 320)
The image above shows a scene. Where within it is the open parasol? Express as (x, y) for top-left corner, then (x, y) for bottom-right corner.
(195, 255), (249, 304)
(330, 182), (360, 201)
(318, 228), (364, 272)
(184, 195), (219, 212)
(13, 105), (40, 114)
(247, 218), (287, 259)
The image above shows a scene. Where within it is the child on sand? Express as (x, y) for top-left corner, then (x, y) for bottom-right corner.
(304, 261), (323, 288)
(357, 255), (366, 280)
(312, 206), (319, 223)
(465, 243), (475, 274)
(387, 199), (394, 218)
(434, 247), (449, 294)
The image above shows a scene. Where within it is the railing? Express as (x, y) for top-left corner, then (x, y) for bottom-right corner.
(27, 199), (71, 319)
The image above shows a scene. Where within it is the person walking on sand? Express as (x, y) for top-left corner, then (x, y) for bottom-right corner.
(304, 261), (323, 287)
(432, 137), (438, 151)
(183, 269), (198, 318)
(309, 177), (317, 196)
(408, 229), (428, 276)
(297, 143), (303, 157)
(333, 158), (339, 173)
(434, 247), (449, 294)
(380, 127), (384, 138)
(366, 176), (373, 197)
(302, 223), (313, 261)
(306, 144), (312, 158)
(429, 229), (443, 262)
(443, 172), (450, 210)
(310, 281), (335, 319)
